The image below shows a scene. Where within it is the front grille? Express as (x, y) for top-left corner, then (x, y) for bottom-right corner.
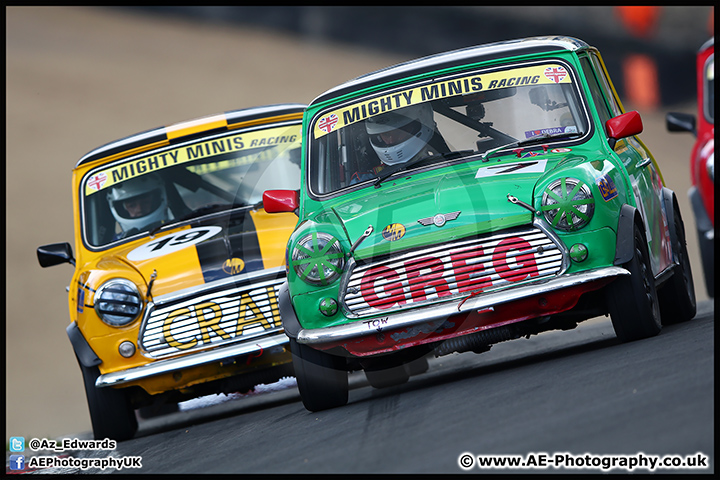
(343, 226), (564, 317)
(139, 275), (285, 358)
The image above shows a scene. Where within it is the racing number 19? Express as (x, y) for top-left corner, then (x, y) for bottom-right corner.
(147, 230), (207, 252)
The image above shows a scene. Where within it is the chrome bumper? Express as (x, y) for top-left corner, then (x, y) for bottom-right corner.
(297, 267), (629, 346)
(95, 333), (289, 388)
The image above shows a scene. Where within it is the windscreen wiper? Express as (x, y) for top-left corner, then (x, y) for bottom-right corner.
(373, 150), (473, 188)
(480, 132), (582, 162)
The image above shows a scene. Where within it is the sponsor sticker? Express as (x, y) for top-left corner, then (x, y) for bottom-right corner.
(524, 126), (577, 138)
(551, 148), (572, 153)
(381, 223), (406, 241)
(84, 124), (301, 196)
(314, 64), (572, 139)
(597, 174), (618, 201)
(222, 257), (246, 275)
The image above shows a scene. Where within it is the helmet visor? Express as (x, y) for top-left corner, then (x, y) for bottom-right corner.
(112, 189), (163, 219)
(368, 119), (423, 148)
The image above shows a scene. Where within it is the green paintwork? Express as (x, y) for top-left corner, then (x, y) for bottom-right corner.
(284, 38), (674, 332)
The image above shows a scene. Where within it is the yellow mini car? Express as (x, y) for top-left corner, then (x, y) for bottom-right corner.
(37, 104), (305, 440)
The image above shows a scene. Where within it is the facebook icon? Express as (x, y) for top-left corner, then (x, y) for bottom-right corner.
(9, 455), (25, 471)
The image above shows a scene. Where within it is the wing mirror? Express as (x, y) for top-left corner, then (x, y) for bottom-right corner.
(665, 112), (697, 137)
(262, 190), (299, 214)
(605, 111), (643, 149)
(37, 242), (75, 267)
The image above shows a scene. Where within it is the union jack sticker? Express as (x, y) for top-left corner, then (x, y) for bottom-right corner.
(318, 114), (339, 134)
(544, 66), (568, 84)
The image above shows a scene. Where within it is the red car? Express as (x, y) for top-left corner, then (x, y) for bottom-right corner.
(666, 37), (714, 297)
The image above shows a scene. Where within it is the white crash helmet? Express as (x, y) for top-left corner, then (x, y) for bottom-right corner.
(107, 173), (170, 233)
(365, 103), (435, 165)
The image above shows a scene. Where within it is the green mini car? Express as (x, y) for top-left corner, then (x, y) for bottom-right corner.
(264, 36), (696, 411)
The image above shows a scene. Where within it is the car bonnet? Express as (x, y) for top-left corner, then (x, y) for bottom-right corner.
(314, 154), (567, 262)
(100, 210), (297, 298)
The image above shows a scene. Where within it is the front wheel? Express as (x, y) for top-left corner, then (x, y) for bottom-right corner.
(77, 361), (137, 441)
(607, 223), (662, 342)
(289, 338), (348, 412)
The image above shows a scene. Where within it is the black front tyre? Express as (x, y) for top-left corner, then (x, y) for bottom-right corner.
(289, 337), (348, 412)
(607, 224), (662, 342)
(78, 361), (138, 441)
(659, 206), (696, 324)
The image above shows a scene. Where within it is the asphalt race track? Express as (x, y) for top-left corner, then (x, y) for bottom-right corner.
(32, 303), (715, 474)
(6, 7), (713, 474)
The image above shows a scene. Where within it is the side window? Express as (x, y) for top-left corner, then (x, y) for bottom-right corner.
(579, 56), (612, 132)
(589, 53), (623, 117)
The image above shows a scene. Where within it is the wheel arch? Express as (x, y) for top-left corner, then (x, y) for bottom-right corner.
(613, 204), (646, 266)
(661, 187), (682, 264)
(278, 281), (302, 339)
(67, 321), (102, 367)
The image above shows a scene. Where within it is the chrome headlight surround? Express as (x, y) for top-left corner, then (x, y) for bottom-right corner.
(291, 232), (345, 286)
(541, 177), (595, 231)
(94, 279), (143, 327)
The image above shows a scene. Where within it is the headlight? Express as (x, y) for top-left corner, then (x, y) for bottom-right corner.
(291, 232), (345, 286)
(95, 279), (143, 327)
(541, 177), (595, 231)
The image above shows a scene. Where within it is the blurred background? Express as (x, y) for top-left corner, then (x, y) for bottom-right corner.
(139, 5), (714, 109)
(6, 6), (713, 442)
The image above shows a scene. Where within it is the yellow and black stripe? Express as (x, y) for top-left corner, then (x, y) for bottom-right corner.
(77, 104), (306, 167)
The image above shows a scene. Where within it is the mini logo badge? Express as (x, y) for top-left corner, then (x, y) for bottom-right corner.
(418, 211), (460, 227)
(381, 223), (406, 241)
(222, 257), (246, 275)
